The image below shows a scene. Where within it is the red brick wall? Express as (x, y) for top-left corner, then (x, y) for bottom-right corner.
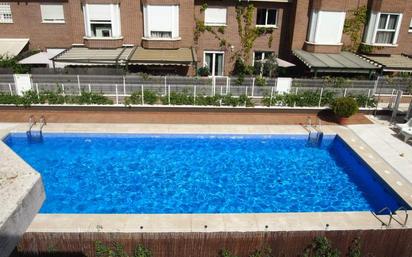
(367, 0), (412, 55)
(0, 1), (75, 50)
(194, 0), (291, 75)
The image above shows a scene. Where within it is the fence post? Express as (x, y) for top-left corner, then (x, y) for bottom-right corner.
(245, 86), (248, 97)
(8, 83), (13, 95)
(61, 83), (65, 97)
(251, 77), (255, 97)
(35, 83), (39, 96)
(227, 77), (230, 94)
(343, 88), (347, 97)
(141, 84), (144, 105)
(88, 84), (91, 93)
(366, 89), (371, 108)
(270, 87), (274, 107)
(220, 85), (223, 96)
(168, 84), (171, 105)
(212, 77), (216, 96)
(226, 77), (229, 95)
(77, 75), (81, 95)
(115, 84), (119, 105)
(164, 76), (167, 96)
(294, 88), (298, 107)
(194, 85), (196, 105)
(318, 88), (323, 107)
(123, 76), (126, 96)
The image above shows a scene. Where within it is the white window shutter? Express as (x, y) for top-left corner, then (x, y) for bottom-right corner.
(205, 8), (226, 25)
(88, 4), (111, 21)
(145, 5), (179, 38)
(40, 4), (64, 21)
(111, 4), (121, 37)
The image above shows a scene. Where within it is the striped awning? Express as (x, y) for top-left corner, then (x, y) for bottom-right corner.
(362, 54), (412, 72)
(293, 49), (379, 74)
(129, 47), (196, 66)
(0, 38), (29, 57)
(53, 46), (135, 65)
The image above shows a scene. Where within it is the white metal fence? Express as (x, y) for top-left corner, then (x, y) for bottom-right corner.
(0, 74), (411, 107)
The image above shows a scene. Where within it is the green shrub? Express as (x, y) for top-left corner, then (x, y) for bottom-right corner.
(351, 94), (376, 108)
(262, 90), (335, 107)
(303, 236), (340, 257)
(161, 91), (194, 105)
(125, 90), (158, 105)
(195, 94), (221, 106)
(255, 76), (267, 87)
(0, 93), (21, 105)
(95, 241), (152, 257)
(331, 97), (359, 117)
(197, 67), (210, 77)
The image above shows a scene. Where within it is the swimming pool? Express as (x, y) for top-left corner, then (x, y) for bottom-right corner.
(3, 133), (408, 214)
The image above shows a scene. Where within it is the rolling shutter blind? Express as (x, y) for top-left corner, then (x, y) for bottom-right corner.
(88, 4), (111, 21)
(205, 8), (226, 25)
(40, 4), (64, 21)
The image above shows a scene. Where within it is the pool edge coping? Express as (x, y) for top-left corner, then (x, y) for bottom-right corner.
(1, 123), (412, 233)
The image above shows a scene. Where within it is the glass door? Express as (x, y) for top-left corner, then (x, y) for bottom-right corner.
(204, 51), (224, 76)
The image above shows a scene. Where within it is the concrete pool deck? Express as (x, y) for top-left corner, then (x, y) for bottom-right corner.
(1, 122), (412, 235)
(0, 124), (45, 257)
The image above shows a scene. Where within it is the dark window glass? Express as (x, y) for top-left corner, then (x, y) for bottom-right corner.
(267, 9), (277, 25)
(256, 9), (266, 25)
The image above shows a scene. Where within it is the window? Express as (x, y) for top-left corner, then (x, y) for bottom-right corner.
(83, 4), (121, 38)
(307, 10), (346, 45)
(204, 51), (224, 76)
(0, 3), (12, 23)
(40, 4), (64, 23)
(375, 14), (400, 44)
(253, 51), (274, 76)
(204, 7), (226, 26)
(256, 9), (277, 27)
(143, 5), (179, 39)
(364, 12), (402, 45)
(253, 51), (273, 65)
(409, 18), (412, 32)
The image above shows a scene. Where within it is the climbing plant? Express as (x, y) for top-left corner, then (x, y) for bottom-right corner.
(194, 4), (228, 48)
(235, 4), (273, 61)
(343, 6), (368, 52)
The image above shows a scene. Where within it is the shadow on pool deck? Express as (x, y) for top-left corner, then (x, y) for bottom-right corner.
(0, 107), (372, 125)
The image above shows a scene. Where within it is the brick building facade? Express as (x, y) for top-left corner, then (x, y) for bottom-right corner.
(0, 0), (411, 75)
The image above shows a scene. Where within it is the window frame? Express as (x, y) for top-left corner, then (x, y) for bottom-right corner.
(409, 18), (412, 33)
(253, 51), (274, 76)
(83, 4), (121, 39)
(204, 7), (227, 26)
(256, 8), (277, 28)
(143, 5), (179, 40)
(371, 12), (402, 46)
(40, 4), (65, 24)
(203, 50), (225, 77)
(0, 3), (13, 23)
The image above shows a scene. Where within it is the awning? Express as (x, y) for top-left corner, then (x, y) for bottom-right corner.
(276, 58), (295, 68)
(19, 49), (65, 67)
(129, 47), (196, 66)
(53, 46), (134, 65)
(293, 49), (379, 74)
(362, 54), (412, 72)
(0, 38), (29, 57)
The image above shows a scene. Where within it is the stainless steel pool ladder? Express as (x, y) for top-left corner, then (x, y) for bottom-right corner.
(39, 115), (47, 131)
(371, 206), (409, 228)
(371, 207), (393, 227)
(27, 115), (46, 138)
(393, 206), (409, 227)
(28, 115), (36, 133)
(304, 117), (322, 132)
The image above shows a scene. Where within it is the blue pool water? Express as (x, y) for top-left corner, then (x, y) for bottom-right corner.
(3, 133), (408, 214)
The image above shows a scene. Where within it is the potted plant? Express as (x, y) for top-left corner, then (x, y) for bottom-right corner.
(331, 97), (359, 125)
